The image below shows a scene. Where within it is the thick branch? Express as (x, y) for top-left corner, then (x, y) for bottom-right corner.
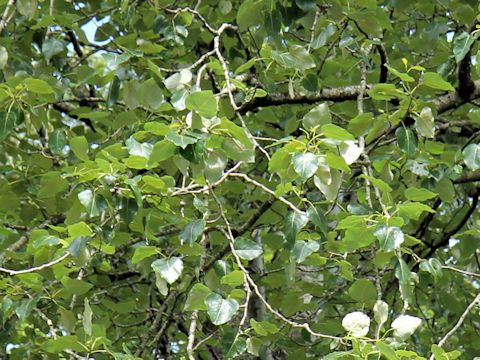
(433, 79), (480, 113)
(239, 85), (368, 113)
(422, 188), (480, 259)
(453, 170), (480, 184)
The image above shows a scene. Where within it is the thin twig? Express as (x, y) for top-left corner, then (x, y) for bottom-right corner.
(228, 172), (305, 214)
(428, 292), (480, 360)
(0, 0), (16, 33)
(211, 190), (341, 342)
(0, 252), (70, 275)
(442, 265), (480, 278)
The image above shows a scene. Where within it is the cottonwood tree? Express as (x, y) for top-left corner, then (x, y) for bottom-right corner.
(0, 0), (479, 359)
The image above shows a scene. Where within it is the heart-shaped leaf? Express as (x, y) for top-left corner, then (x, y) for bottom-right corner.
(292, 152), (318, 180)
(374, 225), (404, 252)
(151, 257), (184, 284)
(205, 293), (239, 325)
(233, 237), (263, 260)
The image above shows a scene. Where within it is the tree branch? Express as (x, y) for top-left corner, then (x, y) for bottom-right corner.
(429, 291), (480, 360)
(422, 188), (480, 259)
(0, 252), (70, 276)
(0, 0), (16, 33)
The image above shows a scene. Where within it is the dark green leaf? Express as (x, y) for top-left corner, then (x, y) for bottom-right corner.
(292, 152), (318, 180)
(284, 211), (309, 249)
(396, 127), (417, 155)
(179, 219), (206, 245)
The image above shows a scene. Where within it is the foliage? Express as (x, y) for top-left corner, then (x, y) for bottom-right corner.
(0, 0), (479, 359)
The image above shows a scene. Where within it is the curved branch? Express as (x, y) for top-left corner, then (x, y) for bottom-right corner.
(0, 252), (70, 275)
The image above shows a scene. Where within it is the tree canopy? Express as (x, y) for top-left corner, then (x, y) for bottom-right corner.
(0, 0), (480, 359)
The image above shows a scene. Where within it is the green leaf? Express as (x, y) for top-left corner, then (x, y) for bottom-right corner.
(292, 152), (318, 180)
(395, 257), (411, 284)
(149, 140), (176, 164)
(374, 225), (405, 252)
(462, 143), (480, 171)
(48, 129), (67, 154)
(368, 83), (399, 100)
(214, 260), (233, 277)
(138, 78), (163, 109)
(307, 206), (328, 235)
(179, 219), (206, 245)
(404, 187), (437, 201)
(185, 90), (217, 118)
(185, 283), (211, 311)
(311, 23), (336, 49)
(68, 237), (89, 258)
(348, 279), (377, 303)
(151, 257), (184, 284)
(17, 0), (37, 18)
(284, 212), (309, 249)
(396, 127), (417, 155)
(295, 0), (316, 10)
(338, 236), (371, 265)
(61, 277), (93, 295)
(125, 137), (153, 159)
(250, 319), (279, 336)
(205, 293), (239, 325)
(373, 300), (389, 326)
(69, 136), (89, 161)
(31, 229), (60, 248)
(83, 298), (93, 336)
(415, 107), (435, 138)
(385, 64), (414, 82)
(107, 76), (121, 107)
(203, 151), (228, 182)
(165, 130), (197, 149)
(348, 112), (374, 137)
(0, 46), (8, 69)
(321, 124), (355, 141)
(42, 37), (65, 61)
(233, 237), (263, 260)
(0, 112), (17, 141)
(453, 31), (475, 63)
(25, 78), (54, 94)
(44, 336), (84, 353)
(237, 0), (264, 31)
(292, 240), (320, 263)
(132, 246), (158, 264)
(399, 202), (435, 220)
(226, 336), (247, 359)
(359, 174), (392, 193)
(419, 258), (443, 279)
(78, 189), (105, 217)
(302, 103), (332, 131)
(376, 341), (400, 360)
(221, 270), (244, 286)
(422, 72), (455, 91)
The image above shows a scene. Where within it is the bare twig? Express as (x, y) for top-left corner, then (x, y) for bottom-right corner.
(211, 190), (342, 342)
(0, 252), (70, 276)
(228, 172), (305, 214)
(428, 292), (480, 360)
(0, 0), (16, 33)
(186, 310), (199, 360)
(442, 265), (480, 278)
